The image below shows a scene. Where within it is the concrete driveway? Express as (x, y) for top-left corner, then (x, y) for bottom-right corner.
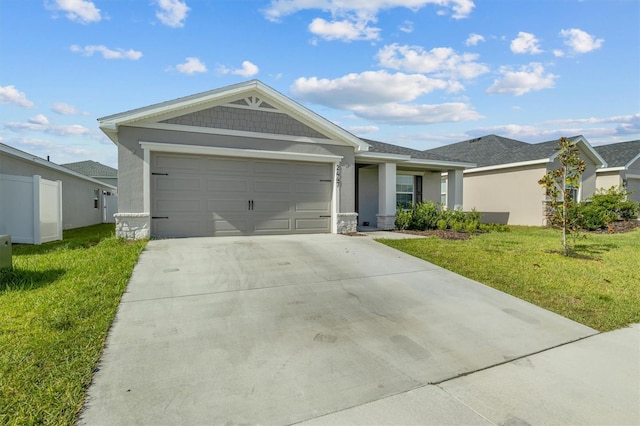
(80, 234), (601, 425)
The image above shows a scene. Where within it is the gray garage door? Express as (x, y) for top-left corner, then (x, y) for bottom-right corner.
(151, 153), (333, 237)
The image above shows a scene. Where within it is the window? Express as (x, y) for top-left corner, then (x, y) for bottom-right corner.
(94, 188), (100, 209)
(396, 175), (414, 209)
(440, 177), (447, 206)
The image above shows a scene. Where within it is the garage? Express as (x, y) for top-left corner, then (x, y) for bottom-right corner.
(150, 152), (334, 237)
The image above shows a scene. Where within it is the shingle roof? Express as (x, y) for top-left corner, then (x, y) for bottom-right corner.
(61, 160), (117, 178)
(422, 134), (530, 167)
(423, 134), (588, 168)
(594, 140), (640, 168)
(361, 138), (469, 162)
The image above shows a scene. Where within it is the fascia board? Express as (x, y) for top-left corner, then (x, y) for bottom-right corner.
(464, 158), (550, 174)
(406, 159), (476, 169)
(597, 167), (625, 173)
(625, 152), (640, 169)
(355, 152), (411, 162)
(139, 141), (343, 163)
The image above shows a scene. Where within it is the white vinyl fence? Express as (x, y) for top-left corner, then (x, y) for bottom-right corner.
(0, 174), (63, 244)
(103, 193), (118, 223)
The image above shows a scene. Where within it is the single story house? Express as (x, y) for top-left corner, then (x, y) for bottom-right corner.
(0, 143), (117, 235)
(62, 160), (118, 188)
(98, 80), (474, 239)
(594, 140), (640, 202)
(425, 135), (607, 226)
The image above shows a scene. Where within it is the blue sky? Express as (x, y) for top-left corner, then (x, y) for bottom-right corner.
(1, 0), (638, 168)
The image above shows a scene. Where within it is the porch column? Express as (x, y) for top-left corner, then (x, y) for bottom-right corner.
(447, 169), (464, 211)
(377, 162), (396, 230)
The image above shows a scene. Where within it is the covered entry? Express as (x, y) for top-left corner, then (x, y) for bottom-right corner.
(150, 152), (334, 237)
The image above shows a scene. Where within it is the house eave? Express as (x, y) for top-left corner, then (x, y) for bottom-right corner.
(0, 143), (117, 190)
(465, 158), (550, 174)
(597, 167), (625, 173)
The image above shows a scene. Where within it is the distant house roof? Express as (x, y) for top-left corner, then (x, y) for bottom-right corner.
(424, 134), (606, 170)
(358, 138), (476, 169)
(61, 160), (117, 178)
(594, 140), (640, 169)
(0, 143), (117, 189)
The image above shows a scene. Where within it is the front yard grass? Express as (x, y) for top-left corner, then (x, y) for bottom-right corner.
(0, 224), (146, 425)
(379, 226), (640, 332)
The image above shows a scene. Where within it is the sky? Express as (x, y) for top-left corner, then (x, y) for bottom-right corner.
(1, 0), (639, 169)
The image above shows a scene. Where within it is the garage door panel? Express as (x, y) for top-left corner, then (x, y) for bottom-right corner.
(295, 201), (331, 212)
(207, 178), (250, 192)
(254, 180), (291, 193)
(205, 158), (250, 174)
(295, 218), (331, 231)
(151, 153), (332, 237)
(153, 218), (204, 238)
(156, 199), (201, 212)
(154, 174), (202, 190)
(210, 201), (250, 215)
(253, 218), (292, 233)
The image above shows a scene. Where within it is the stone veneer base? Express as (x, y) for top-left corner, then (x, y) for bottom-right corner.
(115, 213), (150, 240)
(376, 214), (396, 231)
(337, 213), (358, 234)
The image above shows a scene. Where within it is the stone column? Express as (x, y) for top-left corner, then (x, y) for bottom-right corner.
(377, 162), (397, 230)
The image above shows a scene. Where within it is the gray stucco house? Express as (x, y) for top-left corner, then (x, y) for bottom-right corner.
(99, 80), (473, 239)
(0, 143), (117, 241)
(425, 135), (607, 226)
(594, 140), (640, 202)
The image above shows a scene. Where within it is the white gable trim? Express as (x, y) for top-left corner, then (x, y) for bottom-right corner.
(597, 167), (625, 173)
(625, 152), (640, 169)
(549, 136), (607, 168)
(99, 80), (369, 152)
(134, 122), (348, 147)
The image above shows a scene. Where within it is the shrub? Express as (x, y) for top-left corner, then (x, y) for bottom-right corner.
(576, 203), (609, 231)
(409, 201), (439, 230)
(395, 207), (411, 230)
(465, 220), (479, 234)
(436, 219), (448, 230)
(451, 220), (464, 232)
(589, 186), (639, 220)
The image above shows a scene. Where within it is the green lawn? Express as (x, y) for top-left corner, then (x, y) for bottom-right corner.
(379, 226), (640, 332)
(0, 224), (146, 425)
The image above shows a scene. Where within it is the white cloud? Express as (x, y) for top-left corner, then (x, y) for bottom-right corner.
(70, 44), (143, 60)
(510, 32), (542, 54)
(0, 85), (35, 108)
(264, 0), (475, 22)
(175, 57), (207, 74)
(377, 44), (489, 80)
(309, 17), (380, 41)
(52, 102), (83, 115)
(465, 33), (485, 46)
(351, 102), (483, 124)
(559, 28), (603, 54)
(218, 61), (260, 77)
(347, 125), (379, 135)
(292, 71), (458, 108)
(399, 20), (414, 33)
(486, 63), (556, 96)
(155, 0), (190, 28)
(5, 114), (92, 136)
(49, 0), (101, 24)
(553, 49), (564, 57)
(291, 71), (482, 125)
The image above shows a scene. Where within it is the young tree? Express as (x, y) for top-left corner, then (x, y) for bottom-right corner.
(538, 137), (586, 255)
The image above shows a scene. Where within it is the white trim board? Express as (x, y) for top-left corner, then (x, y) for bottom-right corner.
(464, 158), (550, 174)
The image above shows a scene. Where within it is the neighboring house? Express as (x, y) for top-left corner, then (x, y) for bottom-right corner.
(425, 135), (606, 226)
(61, 160), (118, 188)
(594, 140), (640, 202)
(0, 143), (117, 233)
(98, 80), (474, 239)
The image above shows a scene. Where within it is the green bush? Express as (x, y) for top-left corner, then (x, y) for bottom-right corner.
(410, 201), (439, 230)
(395, 208), (411, 230)
(436, 219), (448, 230)
(576, 203), (609, 231)
(451, 220), (464, 232)
(589, 186), (639, 220)
(465, 220), (479, 233)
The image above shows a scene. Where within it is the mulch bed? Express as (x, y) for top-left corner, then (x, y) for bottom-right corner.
(395, 220), (640, 240)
